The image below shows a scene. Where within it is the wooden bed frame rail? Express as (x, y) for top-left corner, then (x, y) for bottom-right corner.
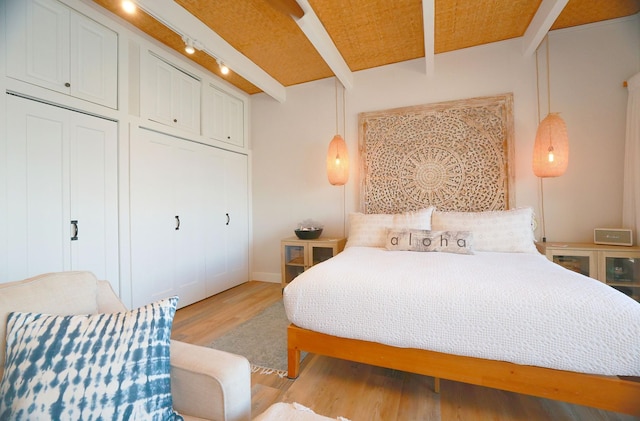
(287, 324), (640, 416)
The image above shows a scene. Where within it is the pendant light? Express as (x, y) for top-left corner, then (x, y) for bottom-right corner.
(327, 79), (349, 185)
(533, 35), (569, 242)
(533, 36), (569, 178)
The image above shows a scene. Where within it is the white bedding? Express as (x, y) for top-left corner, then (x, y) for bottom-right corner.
(283, 246), (640, 376)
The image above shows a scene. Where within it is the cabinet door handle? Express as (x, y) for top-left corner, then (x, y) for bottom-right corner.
(175, 215), (180, 230)
(226, 213), (230, 225)
(71, 220), (78, 241)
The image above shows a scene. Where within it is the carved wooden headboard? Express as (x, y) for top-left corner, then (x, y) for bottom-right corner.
(358, 93), (514, 214)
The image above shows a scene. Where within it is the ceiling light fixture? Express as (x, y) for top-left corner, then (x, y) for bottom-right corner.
(533, 35), (569, 243)
(217, 60), (230, 75)
(182, 36), (196, 54)
(327, 78), (349, 186)
(121, 0), (136, 14)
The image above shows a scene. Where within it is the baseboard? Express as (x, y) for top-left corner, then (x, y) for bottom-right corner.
(251, 272), (280, 284)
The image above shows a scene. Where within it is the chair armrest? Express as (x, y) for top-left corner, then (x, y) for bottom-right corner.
(170, 340), (252, 421)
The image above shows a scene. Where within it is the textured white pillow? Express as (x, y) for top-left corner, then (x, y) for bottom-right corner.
(431, 207), (536, 253)
(385, 229), (474, 254)
(346, 207), (434, 248)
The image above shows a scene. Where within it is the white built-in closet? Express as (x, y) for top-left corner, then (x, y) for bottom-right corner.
(130, 127), (248, 309)
(1, 0), (250, 308)
(4, 94), (119, 288)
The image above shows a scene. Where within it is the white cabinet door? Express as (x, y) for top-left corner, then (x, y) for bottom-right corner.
(143, 53), (201, 134)
(6, 0), (70, 93)
(204, 149), (249, 295)
(173, 69), (202, 133)
(202, 83), (245, 147)
(225, 94), (245, 147)
(3, 95), (118, 289)
(222, 152), (249, 287)
(6, 0), (118, 109)
(130, 128), (207, 308)
(69, 113), (119, 285)
(69, 10), (118, 108)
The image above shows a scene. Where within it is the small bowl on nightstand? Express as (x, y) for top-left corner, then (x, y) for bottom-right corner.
(294, 228), (323, 240)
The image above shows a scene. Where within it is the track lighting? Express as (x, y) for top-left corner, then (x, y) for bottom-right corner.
(121, 0), (136, 14)
(182, 36), (196, 54)
(217, 60), (230, 75)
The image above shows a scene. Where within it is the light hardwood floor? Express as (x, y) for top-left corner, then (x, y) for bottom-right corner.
(171, 281), (637, 421)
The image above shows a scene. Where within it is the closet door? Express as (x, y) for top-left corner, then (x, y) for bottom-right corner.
(69, 114), (119, 284)
(4, 95), (118, 286)
(223, 152), (249, 288)
(130, 128), (206, 308)
(204, 149), (249, 295)
(5, 96), (69, 280)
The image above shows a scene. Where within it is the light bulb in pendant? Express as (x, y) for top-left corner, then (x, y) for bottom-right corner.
(548, 145), (555, 163)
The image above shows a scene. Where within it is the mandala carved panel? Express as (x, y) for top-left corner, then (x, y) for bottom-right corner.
(358, 94), (514, 214)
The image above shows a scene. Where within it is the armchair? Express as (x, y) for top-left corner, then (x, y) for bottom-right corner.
(0, 271), (251, 421)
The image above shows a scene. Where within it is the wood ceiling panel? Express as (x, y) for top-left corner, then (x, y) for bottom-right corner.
(553, 0), (640, 29)
(308, 0), (425, 71)
(92, 0), (261, 93)
(175, 0), (333, 86)
(91, 0), (640, 96)
(435, 0), (541, 53)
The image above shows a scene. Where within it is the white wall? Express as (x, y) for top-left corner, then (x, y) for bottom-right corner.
(250, 15), (640, 282)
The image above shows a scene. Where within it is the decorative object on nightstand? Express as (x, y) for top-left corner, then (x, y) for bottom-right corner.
(281, 237), (346, 287)
(537, 242), (640, 301)
(294, 219), (324, 239)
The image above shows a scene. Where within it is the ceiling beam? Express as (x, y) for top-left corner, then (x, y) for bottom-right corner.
(294, 0), (354, 90)
(136, 0), (287, 102)
(265, 0), (305, 19)
(522, 0), (569, 57)
(422, 0), (435, 77)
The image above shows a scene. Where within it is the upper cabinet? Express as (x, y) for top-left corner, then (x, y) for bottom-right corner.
(5, 0), (118, 109)
(203, 83), (245, 148)
(141, 52), (201, 134)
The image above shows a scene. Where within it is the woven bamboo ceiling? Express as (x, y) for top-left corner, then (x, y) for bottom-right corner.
(93, 0), (639, 101)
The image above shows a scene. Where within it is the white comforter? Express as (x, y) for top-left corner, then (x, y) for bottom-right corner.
(283, 246), (640, 376)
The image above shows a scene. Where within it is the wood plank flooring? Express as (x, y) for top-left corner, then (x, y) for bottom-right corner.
(171, 281), (637, 421)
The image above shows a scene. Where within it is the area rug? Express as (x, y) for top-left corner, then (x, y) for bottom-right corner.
(208, 300), (306, 377)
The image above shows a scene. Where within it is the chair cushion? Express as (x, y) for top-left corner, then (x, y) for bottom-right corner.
(0, 271), (101, 373)
(0, 296), (183, 420)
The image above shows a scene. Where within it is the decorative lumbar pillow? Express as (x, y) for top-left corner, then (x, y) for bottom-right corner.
(0, 297), (183, 421)
(346, 207), (434, 248)
(386, 229), (474, 254)
(431, 207), (537, 253)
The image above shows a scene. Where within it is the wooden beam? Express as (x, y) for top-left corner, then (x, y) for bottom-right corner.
(422, 0), (435, 77)
(136, 0), (287, 102)
(265, 0), (304, 19)
(295, 0), (353, 90)
(522, 0), (569, 57)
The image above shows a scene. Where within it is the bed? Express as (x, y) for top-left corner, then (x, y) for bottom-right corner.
(283, 95), (640, 416)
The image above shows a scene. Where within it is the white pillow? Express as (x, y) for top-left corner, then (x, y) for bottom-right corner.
(385, 229), (474, 254)
(431, 207), (536, 253)
(346, 207), (434, 248)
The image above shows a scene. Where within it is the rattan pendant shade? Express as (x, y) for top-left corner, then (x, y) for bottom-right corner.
(533, 113), (569, 178)
(327, 134), (349, 185)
